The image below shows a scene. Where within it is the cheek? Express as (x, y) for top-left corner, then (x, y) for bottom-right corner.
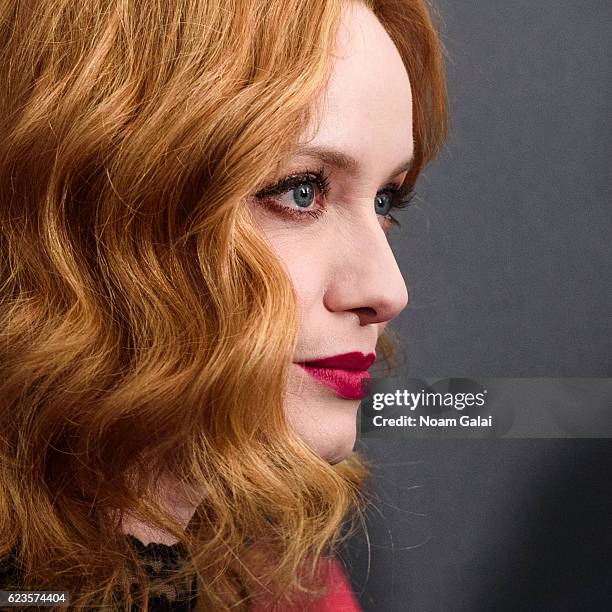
(265, 234), (328, 311)
(246, 206), (330, 314)
(283, 257), (324, 305)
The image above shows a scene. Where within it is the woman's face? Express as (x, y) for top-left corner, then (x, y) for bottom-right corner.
(248, 3), (412, 464)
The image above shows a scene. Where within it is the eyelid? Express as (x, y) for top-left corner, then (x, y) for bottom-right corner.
(251, 167), (330, 222)
(254, 167), (330, 200)
(255, 169), (408, 200)
(252, 166), (415, 226)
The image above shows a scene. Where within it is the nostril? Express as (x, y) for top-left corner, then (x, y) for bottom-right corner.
(351, 306), (378, 322)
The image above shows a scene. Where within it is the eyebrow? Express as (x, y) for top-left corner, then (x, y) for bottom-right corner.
(293, 144), (414, 183)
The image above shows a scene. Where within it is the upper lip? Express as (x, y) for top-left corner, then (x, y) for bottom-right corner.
(297, 351), (376, 371)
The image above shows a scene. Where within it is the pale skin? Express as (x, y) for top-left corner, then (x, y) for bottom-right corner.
(122, 1), (412, 545)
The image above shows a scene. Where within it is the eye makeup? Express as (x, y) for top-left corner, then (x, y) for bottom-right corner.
(252, 166), (416, 227)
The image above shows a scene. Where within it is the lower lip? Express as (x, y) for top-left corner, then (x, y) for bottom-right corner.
(297, 364), (372, 400)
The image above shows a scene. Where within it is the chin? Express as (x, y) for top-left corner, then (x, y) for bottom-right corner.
(289, 410), (358, 464)
(327, 448), (354, 465)
(317, 419), (358, 465)
(285, 366), (361, 464)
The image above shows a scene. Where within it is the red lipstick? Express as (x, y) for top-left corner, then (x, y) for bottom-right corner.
(296, 351), (375, 400)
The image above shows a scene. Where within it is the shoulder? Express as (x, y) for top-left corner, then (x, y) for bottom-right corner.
(250, 557), (362, 612)
(313, 557), (362, 612)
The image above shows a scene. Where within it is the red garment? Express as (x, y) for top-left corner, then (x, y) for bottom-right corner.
(251, 558), (362, 612)
(307, 558), (362, 612)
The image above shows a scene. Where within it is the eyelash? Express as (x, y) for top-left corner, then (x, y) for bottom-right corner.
(252, 166), (416, 228)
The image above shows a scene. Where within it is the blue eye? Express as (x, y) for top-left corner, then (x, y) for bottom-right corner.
(292, 183), (316, 209)
(374, 193), (393, 216)
(253, 167), (416, 227)
(375, 185), (417, 228)
(252, 168), (329, 220)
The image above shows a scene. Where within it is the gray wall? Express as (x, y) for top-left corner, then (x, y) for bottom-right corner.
(348, 2), (611, 610)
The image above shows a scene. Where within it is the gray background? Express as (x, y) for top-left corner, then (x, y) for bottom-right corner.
(347, 1), (611, 610)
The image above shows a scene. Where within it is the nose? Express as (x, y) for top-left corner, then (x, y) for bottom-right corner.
(323, 214), (409, 325)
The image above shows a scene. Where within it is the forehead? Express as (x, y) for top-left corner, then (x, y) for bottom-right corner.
(301, 3), (413, 167)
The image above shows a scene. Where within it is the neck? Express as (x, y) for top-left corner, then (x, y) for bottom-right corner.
(120, 473), (204, 545)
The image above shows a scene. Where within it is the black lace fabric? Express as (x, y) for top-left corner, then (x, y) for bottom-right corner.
(0, 536), (199, 611)
(124, 535), (198, 611)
